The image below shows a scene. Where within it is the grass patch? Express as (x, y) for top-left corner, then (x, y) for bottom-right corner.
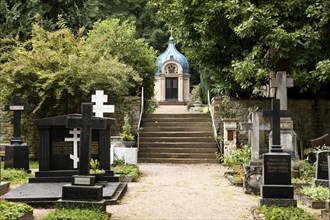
(256, 206), (317, 220)
(111, 160), (140, 181)
(0, 160), (39, 170)
(43, 208), (110, 220)
(0, 199), (33, 220)
(0, 168), (32, 185)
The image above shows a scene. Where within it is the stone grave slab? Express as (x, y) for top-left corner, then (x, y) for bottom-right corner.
(1, 182), (123, 203)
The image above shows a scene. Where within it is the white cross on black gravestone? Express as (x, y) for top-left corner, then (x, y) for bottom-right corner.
(270, 71), (294, 110)
(240, 112), (270, 165)
(64, 128), (80, 169)
(91, 90), (114, 117)
(66, 103), (107, 175)
(4, 96), (25, 144)
(263, 99), (290, 152)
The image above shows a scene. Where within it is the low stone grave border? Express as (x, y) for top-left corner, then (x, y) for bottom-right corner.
(224, 171), (243, 187)
(295, 193), (325, 209)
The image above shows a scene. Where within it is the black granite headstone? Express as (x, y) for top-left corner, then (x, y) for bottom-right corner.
(314, 151), (330, 187)
(31, 109), (117, 183)
(3, 96), (29, 171)
(259, 99), (296, 207)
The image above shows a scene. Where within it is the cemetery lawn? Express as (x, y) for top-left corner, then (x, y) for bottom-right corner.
(42, 207), (110, 220)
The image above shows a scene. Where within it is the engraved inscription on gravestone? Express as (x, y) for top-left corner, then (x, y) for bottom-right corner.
(315, 151), (330, 187)
(264, 155), (291, 185)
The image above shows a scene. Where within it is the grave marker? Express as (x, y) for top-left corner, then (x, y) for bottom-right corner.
(64, 128), (80, 169)
(66, 103), (107, 175)
(3, 96), (29, 171)
(91, 90), (114, 117)
(259, 99), (296, 207)
(270, 71), (298, 158)
(314, 151), (330, 187)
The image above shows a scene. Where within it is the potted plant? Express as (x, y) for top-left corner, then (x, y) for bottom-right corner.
(89, 158), (105, 182)
(120, 114), (135, 148)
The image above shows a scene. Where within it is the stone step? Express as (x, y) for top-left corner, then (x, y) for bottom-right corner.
(139, 137), (214, 142)
(139, 142), (217, 148)
(140, 131), (213, 137)
(142, 126), (212, 132)
(138, 147), (217, 154)
(142, 121), (212, 127)
(142, 118), (211, 122)
(144, 113), (210, 119)
(138, 152), (216, 159)
(138, 158), (219, 164)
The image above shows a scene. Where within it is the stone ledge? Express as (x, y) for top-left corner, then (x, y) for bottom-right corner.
(0, 181), (10, 196)
(258, 197), (297, 207)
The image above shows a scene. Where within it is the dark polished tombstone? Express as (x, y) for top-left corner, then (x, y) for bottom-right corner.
(314, 151), (330, 187)
(31, 109), (118, 183)
(259, 99), (297, 207)
(4, 96), (30, 171)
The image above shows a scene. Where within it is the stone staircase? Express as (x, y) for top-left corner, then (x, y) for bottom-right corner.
(138, 113), (219, 163)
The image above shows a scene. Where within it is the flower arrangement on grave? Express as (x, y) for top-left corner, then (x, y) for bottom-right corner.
(120, 114), (135, 147)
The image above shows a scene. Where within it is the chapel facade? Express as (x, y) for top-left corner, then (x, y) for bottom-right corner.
(154, 36), (190, 104)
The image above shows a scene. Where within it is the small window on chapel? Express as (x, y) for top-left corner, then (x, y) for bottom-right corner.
(165, 64), (178, 74)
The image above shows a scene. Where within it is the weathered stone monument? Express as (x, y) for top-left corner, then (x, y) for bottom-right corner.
(270, 71), (298, 159)
(222, 118), (239, 156)
(314, 151), (330, 187)
(240, 112), (270, 194)
(259, 99), (297, 207)
(4, 96), (30, 171)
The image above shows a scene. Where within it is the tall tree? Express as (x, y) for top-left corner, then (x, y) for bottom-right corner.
(151, 0), (330, 96)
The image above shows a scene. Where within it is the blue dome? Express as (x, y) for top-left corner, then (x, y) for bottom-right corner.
(156, 37), (189, 75)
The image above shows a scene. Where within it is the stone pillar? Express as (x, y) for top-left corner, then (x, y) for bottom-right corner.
(222, 118), (238, 156)
(178, 74), (183, 102)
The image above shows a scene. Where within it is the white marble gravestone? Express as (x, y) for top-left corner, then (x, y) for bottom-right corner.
(270, 71), (298, 159)
(222, 118), (238, 156)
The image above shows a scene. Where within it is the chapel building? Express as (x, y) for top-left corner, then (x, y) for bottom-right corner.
(154, 36), (190, 104)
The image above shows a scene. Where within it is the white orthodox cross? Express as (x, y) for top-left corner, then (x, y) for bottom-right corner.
(91, 90), (115, 117)
(65, 128), (80, 169)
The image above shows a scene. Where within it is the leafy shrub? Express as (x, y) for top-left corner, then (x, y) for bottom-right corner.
(217, 145), (251, 167)
(0, 169), (32, 184)
(89, 159), (105, 174)
(0, 200), (33, 220)
(299, 160), (316, 183)
(112, 160), (140, 181)
(43, 208), (109, 220)
(298, 185), (329, 202)
(257, 206), (317, 220)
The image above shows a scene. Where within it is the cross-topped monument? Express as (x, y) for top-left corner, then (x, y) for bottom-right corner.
(4, 96), (25, 144)
(64, 128), (80, 169)
(240, 112), (270, 165)
(263, 99), (289, 152)
(66, 103), (107, 175)
(270, 71), (293, 111)
(91, 90), (114, 117)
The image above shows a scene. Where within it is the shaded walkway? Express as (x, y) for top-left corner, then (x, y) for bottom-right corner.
(108, 163), (257, 220)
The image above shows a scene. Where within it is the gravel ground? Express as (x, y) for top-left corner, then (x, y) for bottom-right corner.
(108, 163), (257, 220)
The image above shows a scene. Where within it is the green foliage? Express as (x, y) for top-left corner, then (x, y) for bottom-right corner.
(257, 206), (317, 220)
(89, 159), (104, 174)
(217, 145), (251, 167)
(120, 114), (135, 141)
(43, 208), (109, 220)
(112, 160), (140, 181)
(299, 160), (316, 183)
(0, 168), (32, 185)
(214, 95), (237, 119)
(298, 185), (330, 202)
(0, 200), (33, 220)
(152, 0), (330, 96)
(86, 19), (156, 112)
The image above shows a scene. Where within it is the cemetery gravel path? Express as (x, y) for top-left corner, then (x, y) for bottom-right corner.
(108, 163), (257, 220)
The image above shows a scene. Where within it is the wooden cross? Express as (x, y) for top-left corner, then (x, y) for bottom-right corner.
(64, 128), (81, 169)
(270, 71), (294, 110)
(4, 96), (25, 144)
(66, 103), (106, 175)
(91, 90), (114, 117)
(263, 99), (289, 152)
